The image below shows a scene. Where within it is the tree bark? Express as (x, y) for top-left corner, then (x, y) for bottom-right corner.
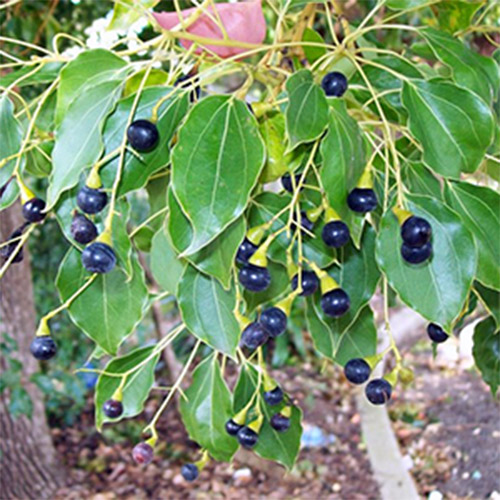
(0, 203), (65, 499)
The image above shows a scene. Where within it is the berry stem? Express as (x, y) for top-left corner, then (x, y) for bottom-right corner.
(0, 224), (35, 280)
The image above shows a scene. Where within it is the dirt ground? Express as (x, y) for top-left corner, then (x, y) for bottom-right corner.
(52, 333), (500, 500)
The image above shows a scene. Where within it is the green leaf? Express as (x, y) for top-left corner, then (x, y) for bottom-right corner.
(233, 365), (302, 470)
(302, 28), (327, 64)
(444, 181), (500, 290)
(421, 27), (500, 103)
(150, 223), (186, 295)
(320, 101), (366, 222)
(475, 282), (500, 329)
(0, 180), (19, 211)
(402, 162), (442, 199)
(172, 96), (265, 255)
(25, 141), (53, 178)
(376, 195), (477, 331)
(95, 345), (160, 430)
(124, 69), (169, 97)
(285, 69), (328, 150)
(180, 355), (238, 462)
(55, 49), (128, 126)
(100, 87), (189, 197)
(434, 1), (484, 33)
(0, 62), (62, 88)
(177, 265), (240, 356)
(306, 303), (377, 364)
(0, 96), (23, 186)
(401, 79), (495, 178)
(47, 80), (124, 208)
(385, 0), (427, 9)
(56, 249), (148, 355)
(472, 317), (499, 396)
(108, 0), (159, 30)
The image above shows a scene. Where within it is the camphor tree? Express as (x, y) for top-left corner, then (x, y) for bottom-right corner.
(1, 0), (499, 483)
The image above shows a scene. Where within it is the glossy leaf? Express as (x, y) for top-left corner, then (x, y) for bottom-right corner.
(95, 345), (160, 430)
(0, 62), (63, 89)
(376, 195), (476, 331)
(402, 162), (442, 199)
(100, 87), (189, 197)
(150, 223), (186, 295)
(177, 265), (240, 356)
(108, 0), (160, 30)
(421, 27), (500, 103)
(0, 96), (23, 186)
(472, 317), (499, 395)
(401, 79), (495, 178)
(385, 0), (427, 9)
(171, 96), (265, 255)
(180, 355), (238, 462)
(56, 249), (148, 355)
(444, 181), (500, 290)
(0, 180), (19, 211)
(285, 69), (328, 150)
(55, 49), (127, 126)
(47, 80), (123, 208)
(233, 365), (302, 470)
(475, 282), (500, 329)
(302, 28), (327, 64)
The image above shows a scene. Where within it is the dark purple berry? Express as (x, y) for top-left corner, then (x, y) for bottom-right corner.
(30, 336), (57, 361)
(321, 71), (348, 97)
(239, 264), (271, 292)
(263, 386), (284, 406)
(322, 220), (350, 248)
(347, 188), (378, 213)
(293, 210), (314, 234)
(181, 463), (199, 482)
(175, 74), (201, 102)
(127, 119), (159, 152)
(241, 322), (269, 350)
(132, 442), (154, 465)
(22, 198), (46, 223)
(291, 270), (319, 297)
(76, 185), (108, 215)
(365, 379), (392, 405)
(102, 399), (123, 418)
(0, 226), (26, 263)
(236, 238), (258, 265)
(225, 419), (243, 436)
(281, 173), (303, 193)
(401, 241), (432, 264)
(237, 426), (258, 448)
(401, 216), (432, 248)
(260, 307), (287, 338)
(320, 288), (350, 317)
(81, 242), (116, 273)
(344, 358), (371, 384)
(270, 413), (290, 432)
(427, 323), (448, 343)
(71, 213), (98, 244)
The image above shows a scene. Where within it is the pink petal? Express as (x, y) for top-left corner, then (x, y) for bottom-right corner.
(152, 0), (266, 58)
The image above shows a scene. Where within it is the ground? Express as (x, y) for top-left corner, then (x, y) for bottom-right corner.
(53, 332), (500, 500)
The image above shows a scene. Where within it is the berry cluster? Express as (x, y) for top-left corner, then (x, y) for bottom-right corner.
(399, 213), (433, 265)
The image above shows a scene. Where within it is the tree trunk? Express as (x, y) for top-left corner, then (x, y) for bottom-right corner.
(0, 203), (65, 499)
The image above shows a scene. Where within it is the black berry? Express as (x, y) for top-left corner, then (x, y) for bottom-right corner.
(76, 185), (108, 215)
(260, 307), (287, 338)
(347, 188), (378, 213)
(81, 242), (116, 274)
(294, 210), (314, 234)
(132, 442), (154, 465)
(427, 323), (448, 343)
(291, 270), (319, 297)
(175, 74), (201, 102)
(344, 358), (371, 384)
(30, 336), (57, 361)
(263, 386), (284, 406)
(237, 426), (259, 448)
(281, 173), (303, 193)
(401, 216), (432, 248)
(239, 264), (271, 292)
(321, 71), (348, 97)
(401, 241), (432, 264)
(270, 413), (290, 432)
(181, 463), (199, 482)
(71, 213), (98, 244)
(236, 238), (258, 265)
(241, 322), (269, 350)
(22, 198), (46, 223)
(365, 379), (392, 405)
(102, 399), (123, 418)
(127, 119), (159, 152)
(322, 220), (350, 248)
(320, 288), (350, 317)
(0, 226), (26, 263)
(225, 419), (243, 436)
